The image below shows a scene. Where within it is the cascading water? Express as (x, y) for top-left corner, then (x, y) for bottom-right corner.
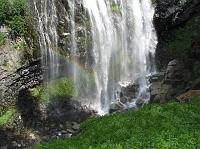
(33, 0), (59, 80)
(80, 0), (157, 113)
(33, 0), (157, 114)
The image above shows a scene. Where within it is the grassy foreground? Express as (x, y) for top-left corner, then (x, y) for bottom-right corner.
(34, 97), (200, 149)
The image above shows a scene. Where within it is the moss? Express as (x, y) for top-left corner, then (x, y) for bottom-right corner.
(111, 4), (121, 13)
(84, 20), (91, 29)
(31, 77), (75, 102)
(0, 108), (16, 126)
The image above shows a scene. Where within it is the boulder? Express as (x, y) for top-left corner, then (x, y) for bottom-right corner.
(150, 60), (187, 103)
(118, 81), (139, 104)
(109, 102), (125, 113)
(176, 90), (200, 103)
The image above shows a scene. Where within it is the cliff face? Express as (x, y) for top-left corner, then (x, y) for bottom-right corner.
(150, 0), (200, 103)
(154, 0), (200, 67)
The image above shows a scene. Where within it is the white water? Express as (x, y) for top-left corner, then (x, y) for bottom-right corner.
(33, 0), (59, 80)
(81, 0), (157, 113)
(33, 0), (157, 114)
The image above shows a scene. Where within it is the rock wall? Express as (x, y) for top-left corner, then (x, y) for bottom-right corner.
(151, 0), (200, 103)
(0, 38), (42, 107)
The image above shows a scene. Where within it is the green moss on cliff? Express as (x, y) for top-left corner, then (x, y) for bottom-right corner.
(0, 108), (16, 126)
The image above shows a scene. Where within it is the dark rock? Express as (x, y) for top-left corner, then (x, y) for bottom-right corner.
(72, 122), (80, 130)
(109, 102), (125, 113)
(150, 60), (187, 103)
(118, 81), (139, 104)
(135, 98), (146, 107)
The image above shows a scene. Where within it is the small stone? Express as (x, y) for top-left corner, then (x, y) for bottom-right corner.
(59, 124), (63, 129)
(67, 128), (75, 133)
(61, 130), (68, 134)
(29, 133), (36, 140)
(63, 133), (72, 138)
(0, 145), (8, 149)
(11, 141), (18, 147)
(72, 123), (80, 130)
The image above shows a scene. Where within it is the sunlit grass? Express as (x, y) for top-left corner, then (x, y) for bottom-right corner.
(34, 96), (200, 149)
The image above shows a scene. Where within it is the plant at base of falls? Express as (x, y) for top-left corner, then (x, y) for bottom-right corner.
(31, 77), (75, 102)
(47, 77), (75, 99)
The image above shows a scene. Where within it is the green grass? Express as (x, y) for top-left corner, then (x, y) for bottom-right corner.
(0, 108), (15, 126)
(33, 96), (200, 149)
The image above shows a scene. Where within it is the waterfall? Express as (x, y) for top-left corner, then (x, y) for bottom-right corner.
(81, 0), (157, 113)
(33, 0), (157, 114)
(33, 0), (59, 80)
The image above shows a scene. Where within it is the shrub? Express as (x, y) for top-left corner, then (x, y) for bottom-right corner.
(0, 0), (26, 36)
(47, 77), (75, 99)
(12, 0), (26, 16)
(8, 15), (26, 36)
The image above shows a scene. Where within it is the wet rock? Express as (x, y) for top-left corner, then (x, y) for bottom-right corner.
(109, 102), (125, 113)
(118, 81), (139, 104)
(135, 98), (146, 107)
(176, 90), (200, 103)
(67, 128), (75, 134)
(11, 141), (18, 148)
(150, 60), (188, 103)
(72, 122), (80, 131)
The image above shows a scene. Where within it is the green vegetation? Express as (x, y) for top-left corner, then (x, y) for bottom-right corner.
(0, 32), (6, 45)
(31, 77), (75, 102)
(111, 4), (120, 13)
(0, 108), (15, 126)
(0, 0), (27, 36)
(34, 96), (200, 149)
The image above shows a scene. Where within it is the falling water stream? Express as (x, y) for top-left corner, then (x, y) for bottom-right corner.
(33, 0), (157, 114)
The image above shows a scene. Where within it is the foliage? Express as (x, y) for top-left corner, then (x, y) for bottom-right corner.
(0, 32), (6, 45)
(111, 4), (120, 13)
(0, 0), (26, 36)
(0, 108), (15, 126)
(47, 77), (75, 99)
(31, 77), (75, 102)
(34, 96), (200, 149)
(0, 0), (11, 25)
(8, 15), (26, 35)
